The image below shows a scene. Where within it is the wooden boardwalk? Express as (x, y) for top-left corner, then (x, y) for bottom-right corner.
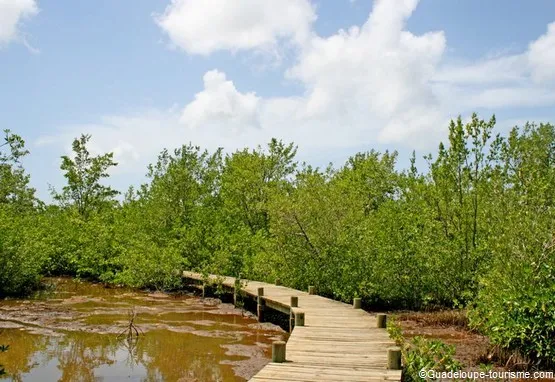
(183, 272), (402, 382)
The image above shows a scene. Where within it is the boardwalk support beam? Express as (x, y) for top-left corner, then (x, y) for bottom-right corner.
(272, 341), (286, 363)
(257, 287), (265, 322)
(377, 313), (387, 328)
(387, 347), (402, 370)
(353, 297), (362, 309)
(233, 289), (238, 307)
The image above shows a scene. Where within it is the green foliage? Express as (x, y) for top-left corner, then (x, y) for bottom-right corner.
(0, 130), (42, 297)
(0, 206), (44, 296)
(387, 318), (404, 345)
(469, 123), (555, 366)
(53, 134), (119, 219)
(387, 319), (462, 381)
(3, 116), (555, 366)
(0, 129), (36, 208)
(112, 242), (183, 290)
(403, 337), (462, 382)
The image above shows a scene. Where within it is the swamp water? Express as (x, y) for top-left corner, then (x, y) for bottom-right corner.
(0, 278), (286, 381)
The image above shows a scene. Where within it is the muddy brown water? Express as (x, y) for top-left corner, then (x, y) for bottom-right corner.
(0, 278), (287, 381)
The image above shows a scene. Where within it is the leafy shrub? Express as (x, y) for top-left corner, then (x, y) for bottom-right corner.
(0, 207), (43, 297)
(469, 122), (555, 366)
(403, 337), (462, 381)
(469, 232), (555, 365)
(113, 239), (184, 291)
(388, 319), (463, 381)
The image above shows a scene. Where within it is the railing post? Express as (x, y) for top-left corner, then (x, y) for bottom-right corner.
(272, 341), (286, 363)
(290, 296), (299, 332)
(257, 287), (265, 322)
(353, 297), (361, 309)
(308, 286), (315, 295)
(295, 311), (305, 326)
(377, 313), (387, 328)
(387, 347), (402, 370)
(275, 278), (281, 286)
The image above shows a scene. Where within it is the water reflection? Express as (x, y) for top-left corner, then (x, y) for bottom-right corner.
(0, 279), (286, 381)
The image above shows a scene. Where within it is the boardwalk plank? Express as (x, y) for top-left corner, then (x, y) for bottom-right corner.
(182, 271), (401, 381)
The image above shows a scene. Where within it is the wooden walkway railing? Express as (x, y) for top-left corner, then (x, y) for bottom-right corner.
(183, 271), (402, 382)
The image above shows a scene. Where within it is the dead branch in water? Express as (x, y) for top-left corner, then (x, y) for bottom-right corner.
(117, 307), (143, 340)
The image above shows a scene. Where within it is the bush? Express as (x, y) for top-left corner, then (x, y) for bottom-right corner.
(469, 122), (555, 366)
(403, 337), (463, 381)
(0, 207), (43, 297)
(113, 237), (184, 291)
(469, 230), (555, 365)
(387, 319), (462, 381)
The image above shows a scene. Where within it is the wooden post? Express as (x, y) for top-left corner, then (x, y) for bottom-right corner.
(353, 297), (362, 309)
(257, 287), (265, 322)
(377, 313), (387, 328)
(387, 347), (402, 370)
(308, 286), (315, 295)
(275, 278), (281, 286)
(295, 311), (305, 326)
(290, 297), (298, 332)
(272, 341), (286, 363)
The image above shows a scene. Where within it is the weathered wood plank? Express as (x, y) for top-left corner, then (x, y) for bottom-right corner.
(182, 271), (400, 381)
(252, 364), (402, 381)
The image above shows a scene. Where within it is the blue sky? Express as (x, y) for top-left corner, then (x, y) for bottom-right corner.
(1, 0), (555, 200)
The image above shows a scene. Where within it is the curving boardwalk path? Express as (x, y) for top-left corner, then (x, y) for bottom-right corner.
(183, 271), (401, 382)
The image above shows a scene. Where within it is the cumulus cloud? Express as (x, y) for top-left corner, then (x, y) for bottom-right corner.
(155, 0), (316, 55)
(0, 0), (38, 46)
(40, 0), (555, 179)
(286, 0), (446, 144)
(169, 0), (448, 148)
(528, 22), (555, 83)
(181, 70), (261, 131)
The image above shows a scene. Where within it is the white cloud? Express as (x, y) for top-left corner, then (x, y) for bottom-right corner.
(181, 70), (261, 131)
(433, 20), (555, 113)
(36, 111), (184, 175)
(0, 0), (38, 46)
(39, 0), (555, 179)
(528, 22), (555, 83)
(435, 55), (527, 85)
(168, 0), (448, 151)
(285, 0), (446, 144)
(154, 0), (316, 55)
